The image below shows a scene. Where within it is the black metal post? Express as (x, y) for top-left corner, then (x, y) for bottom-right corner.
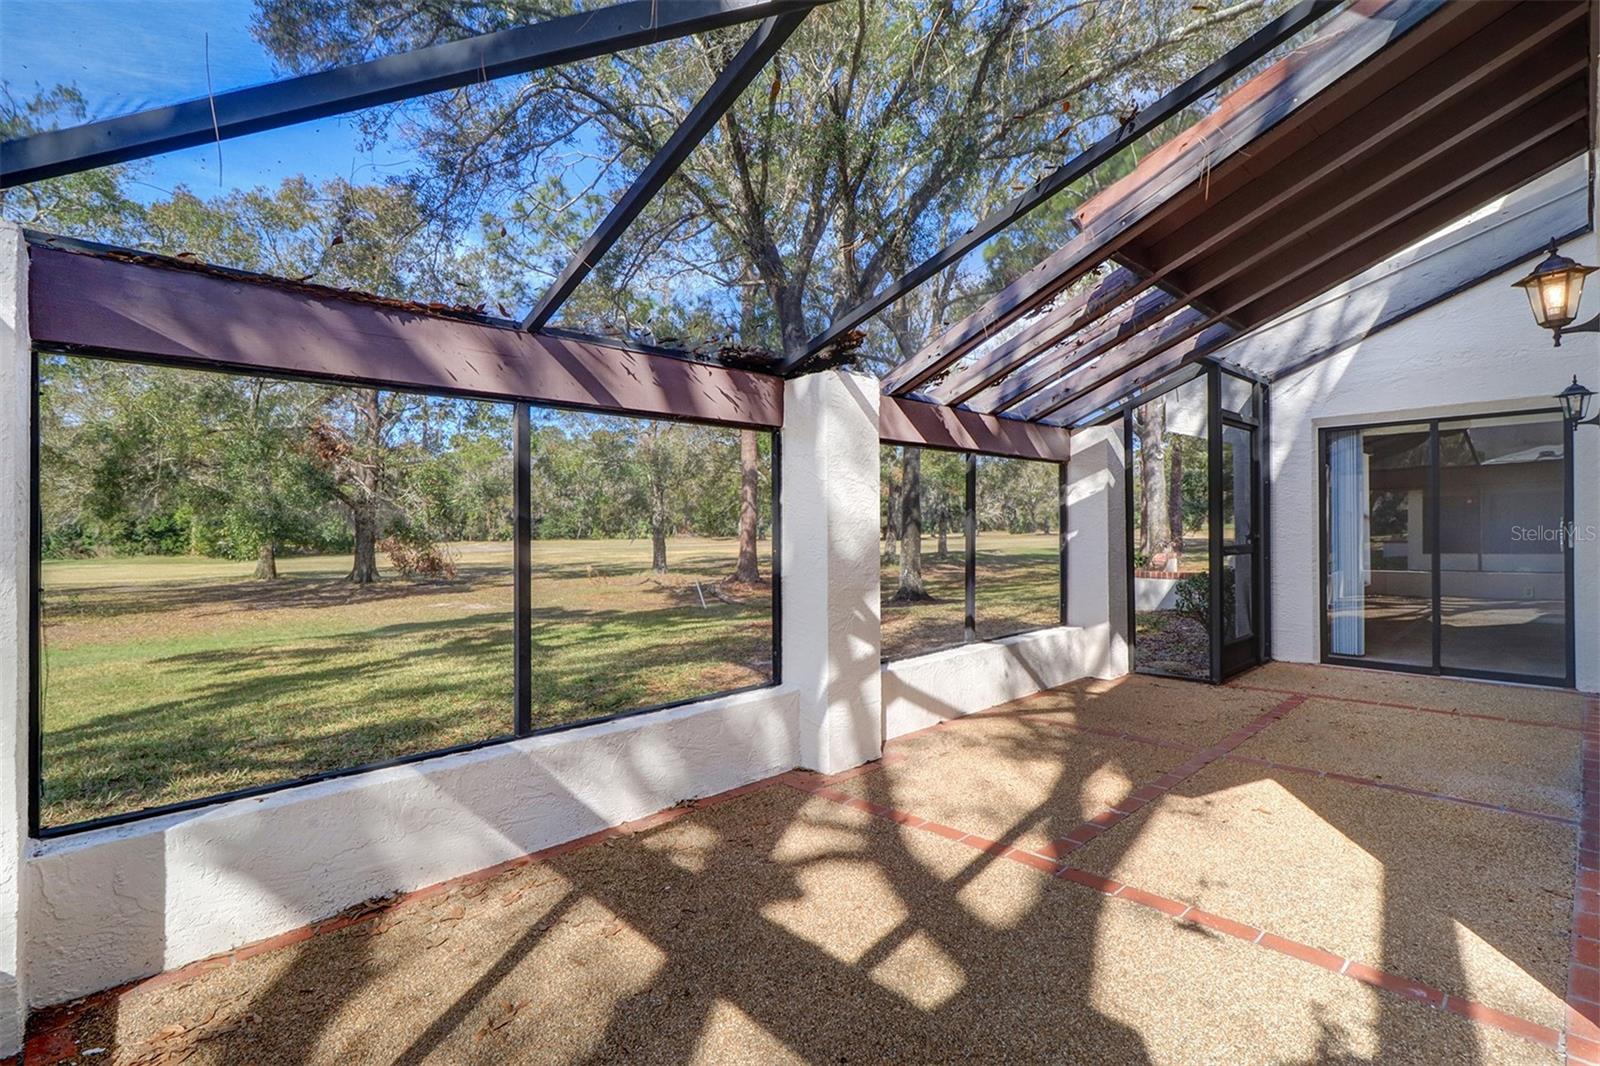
(1259, 381), (1272, 664)
(965, 453), (977, 642)
(1207, 365), (1224, 684)
(1563, 415), (1576, 689)
(514, 403), (533, 735)
(28, 354), (43, 838)
(1429, 422), (1442, 673)
(1058, 461), (1069, 626)
(770, 432), (783, 684)
(1124, 412), (1137, 671)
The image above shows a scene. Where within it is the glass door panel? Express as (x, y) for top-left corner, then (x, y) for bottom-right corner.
(1437, 413), (1567, 679)
(1130, 375), (1211, 679)
(1325, 424), (1434, 668)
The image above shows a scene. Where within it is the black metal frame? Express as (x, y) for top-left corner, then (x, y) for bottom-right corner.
(1124, 360), (1267, 685)
(2, 0), (823, 338)
(1315, 408), (1577, 690)
(786, 0), (1340, 371)
(879, 443), (1069, 663)
(29, 347), (784, 838)
(0, 0), (823, 189)
(522, 11), (809, 330)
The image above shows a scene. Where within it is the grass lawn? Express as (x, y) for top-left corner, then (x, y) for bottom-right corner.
(880, 532), (1060, 660)
(38, 538), (773, 827)
(40, 533), (1059, 828)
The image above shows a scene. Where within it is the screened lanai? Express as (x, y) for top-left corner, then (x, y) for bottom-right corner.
(0, 0), (1597, 1062)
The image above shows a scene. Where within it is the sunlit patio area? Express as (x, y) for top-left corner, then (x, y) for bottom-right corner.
(23, 666), (1596, 1064)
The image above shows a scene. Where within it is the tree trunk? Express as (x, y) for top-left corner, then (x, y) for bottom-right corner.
(733, 429), (761, 583)
(893, 448), (931, 602)
(349, 510), (379, 584)
(936, 513), (948, 560)
(1137, 404), (1172, 560)
(345, 388), (384, 584)
(1168, 434), (1185, 559)
(651, 518), (669, 574)
(253, 542), (278, 580)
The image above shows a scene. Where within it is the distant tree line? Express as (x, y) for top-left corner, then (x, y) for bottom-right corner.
(40, 357), (772, 582)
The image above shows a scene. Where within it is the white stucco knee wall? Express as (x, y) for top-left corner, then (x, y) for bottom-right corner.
(881, 627), (1103, 740)
(24, 685), (799, 1008)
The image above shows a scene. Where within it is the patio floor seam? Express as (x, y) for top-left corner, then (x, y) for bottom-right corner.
(995, 707), (1579, 827)
(1227, 682), (1586, 733)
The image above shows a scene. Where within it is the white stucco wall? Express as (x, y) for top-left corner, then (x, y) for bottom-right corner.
(1258, 232), (1600, 691)
(25, 686), (800, 1007)
(881, 626), (1107, 740)
(781, 370), (884, 773)
(1066, 424), (1131, 679)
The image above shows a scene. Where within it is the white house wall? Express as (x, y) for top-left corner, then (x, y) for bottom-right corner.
(1256, 231), (1600, 692)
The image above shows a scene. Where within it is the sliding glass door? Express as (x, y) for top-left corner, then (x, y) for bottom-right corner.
(1321, 411), (1572, 686)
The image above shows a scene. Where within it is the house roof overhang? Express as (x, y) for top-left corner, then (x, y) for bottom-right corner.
(885, 0), (1596, 429)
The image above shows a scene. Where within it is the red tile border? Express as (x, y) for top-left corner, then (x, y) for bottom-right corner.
(1227, 682), (1585, 733)
(1567, 698), (1600, 1063)
(20, 769), (806, 1064)
(790, 689), (1570, 1058)
(1218, 753), (1582, 827)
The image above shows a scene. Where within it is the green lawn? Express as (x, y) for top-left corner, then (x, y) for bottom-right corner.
(879, 532), (1060, 660)
(39, 538), (772, 827)
(40, 533), (1058, 827)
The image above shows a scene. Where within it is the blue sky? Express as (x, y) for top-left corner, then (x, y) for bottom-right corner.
(1, 0), (412, 201)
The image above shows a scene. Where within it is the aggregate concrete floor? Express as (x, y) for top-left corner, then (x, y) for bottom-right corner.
(26, 665), (1598, 1065)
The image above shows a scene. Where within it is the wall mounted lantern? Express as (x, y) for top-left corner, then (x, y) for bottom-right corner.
(1513, 239), (1596, 346)
(1556, 375), (1598, 429)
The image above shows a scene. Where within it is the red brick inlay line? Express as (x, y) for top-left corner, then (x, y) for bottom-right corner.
(1565, 697), (1600, 1066)
(1227, 682), (1585, 733)
(18, 768), (817, 1066)
(1008, 706), (1577, 828)
(1217, 753), (1581, 827)
(787, 753), (1564, 1053)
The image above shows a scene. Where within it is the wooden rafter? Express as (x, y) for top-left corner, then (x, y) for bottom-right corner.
(880, 0), (1458, 397)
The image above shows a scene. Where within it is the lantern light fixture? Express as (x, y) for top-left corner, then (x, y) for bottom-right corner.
(1556, 375), (1598, 429)
(1513, 239), (1597, 346)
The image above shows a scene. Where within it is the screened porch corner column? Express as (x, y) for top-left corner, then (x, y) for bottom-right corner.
(1326, 428), (1368, 657)
(780, 370), (883, 774)
(0, 223), (31, 1058)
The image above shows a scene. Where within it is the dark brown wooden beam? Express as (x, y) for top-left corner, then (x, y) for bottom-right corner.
(26, 242), (783, 428)
(919, 0), (1576, 410)
(1142, 1), (1585, 264)
(1185, 56), (1589, 312)
(878, 396), (1072, 462)
(1044, 123), (1587, 427)
(879, 0), (1461, 397)
(1015, 311), (1236, 422)
(923, 266), (1146, 405)
(1016, 84), (1587, 422)
(976, 294), (1192, 413)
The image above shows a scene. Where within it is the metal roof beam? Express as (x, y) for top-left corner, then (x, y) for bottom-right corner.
(780, 0), (1341, 374)
(1, 0), (820, 188)
(522, 10), (811, 331)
